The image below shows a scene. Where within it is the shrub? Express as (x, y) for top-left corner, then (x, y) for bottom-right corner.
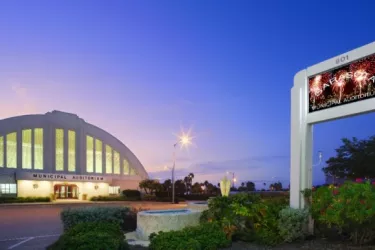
(183, 194), (216, 201)
(278, 207), (309, 242)
(312, 181), (375, 245)
(201, 193), (287, 246)
(90, 196), (125, 201)
(255, 191), (289, 198)
(149, 222), (230, 250)
(47, 222), (129, 250)
(122, 189), (141, 199)
(60, 206), (130, 231)
(0, 196), (51, 203)
(141, 194), (185, 202)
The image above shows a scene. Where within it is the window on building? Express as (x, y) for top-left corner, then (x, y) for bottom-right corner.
(113, 151), (120, 174)
(95, 139), (102, 173)
(105, 145), (112, 174)
(0, 136), (4, 168)
(22, 129), (32, 169)
(130, 167), (136, 176)
(68, 130), (76, 172)
(55, 129), (64, 171)
(0, 184), (17, 194)
(34, 128), (43, 170)
(6, 132), (17, 168)
(123, 158), (129, 175)
(86, 135), (94, 173)
(109, 186), (120, 195)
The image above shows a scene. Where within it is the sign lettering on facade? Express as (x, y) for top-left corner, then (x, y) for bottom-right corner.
(16, 172), (109, 183)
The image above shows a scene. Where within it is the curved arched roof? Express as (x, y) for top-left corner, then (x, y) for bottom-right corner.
(0, 110), (148, 179)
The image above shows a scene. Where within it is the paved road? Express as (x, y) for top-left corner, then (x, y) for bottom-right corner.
(0, 202), (186, 250)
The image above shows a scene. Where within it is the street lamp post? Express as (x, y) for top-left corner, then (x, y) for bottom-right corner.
(309, 151), (323, 188)
(171, 135), (192, 204)
(172, 143), (177, 204)
(226, 171), (235, 188)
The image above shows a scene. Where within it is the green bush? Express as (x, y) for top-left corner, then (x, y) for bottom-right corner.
(278, 207), (309, 242)
(183, 194), (216, 200)
(47, 222), (129, 250)
(61, 206), (130, 231)
(149, 222), (230, 250)
(201, 193), (288, 246)
(312, 182), (375, 245)
(0, 196), (51, 203)
(90, 196), (126, 201)
(122, 189), (141, 199)
(141, 194), (186, 202)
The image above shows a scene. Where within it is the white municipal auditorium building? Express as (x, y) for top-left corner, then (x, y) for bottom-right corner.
(0, 110), (148, 200)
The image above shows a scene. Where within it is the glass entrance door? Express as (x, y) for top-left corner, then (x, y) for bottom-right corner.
(54, 184), (79, 199)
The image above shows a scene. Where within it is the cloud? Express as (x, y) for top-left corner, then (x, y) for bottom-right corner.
(149, 155), (290, 185)
(0, 81), (38, 118)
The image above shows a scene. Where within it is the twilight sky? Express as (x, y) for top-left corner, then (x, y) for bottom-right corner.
(1, 0), (375, 189)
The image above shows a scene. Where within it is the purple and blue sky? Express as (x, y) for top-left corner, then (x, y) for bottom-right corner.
(1, 0), (375, 189)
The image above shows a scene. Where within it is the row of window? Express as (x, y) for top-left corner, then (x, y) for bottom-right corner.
(86, 135), (136, 175)
(0, 129), (138, 176)
(0, 129), (43, 169)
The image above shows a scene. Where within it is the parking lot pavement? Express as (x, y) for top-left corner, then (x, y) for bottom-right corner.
(0, 235), (60, 250)
(0, 201), (187, 249)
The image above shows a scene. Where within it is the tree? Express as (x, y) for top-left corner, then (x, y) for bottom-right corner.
(163, 179), (172, 196)
(183, 173), (194, 195)
(269, 182), (282, 191)
(174, 179), (186, 196)
(139, 179), (161, 194)
(246, 181), (255, 191)
(192, 182), (202, 194)
(323, 136), (375, 179)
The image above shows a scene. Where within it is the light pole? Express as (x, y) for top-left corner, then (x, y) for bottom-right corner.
(171, 135), (192, 204)
(310, 151), (323, 188)
(226, 171), (236, 188)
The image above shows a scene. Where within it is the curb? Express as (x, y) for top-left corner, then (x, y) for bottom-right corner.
(0, 201), (188, 208)
(0, 201), (132, 207)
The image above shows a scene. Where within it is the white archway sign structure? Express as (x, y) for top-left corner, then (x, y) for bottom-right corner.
(290, 41), (375, 208)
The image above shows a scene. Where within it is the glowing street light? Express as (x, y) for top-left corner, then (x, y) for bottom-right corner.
(171, 133), (193, 204)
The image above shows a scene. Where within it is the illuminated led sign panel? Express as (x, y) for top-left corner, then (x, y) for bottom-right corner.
(309, 54), (375, 113)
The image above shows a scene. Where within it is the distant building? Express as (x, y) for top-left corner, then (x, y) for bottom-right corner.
(0, 110), (148, 200)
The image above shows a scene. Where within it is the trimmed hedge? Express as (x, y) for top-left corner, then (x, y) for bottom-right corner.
(183, 194), (216, 201)
(142, 194), (185, 202)
(90, 196), (125, 201)
(0, 196), (51, 203)
(122, 189), (141, 199)
(60, 206), (131, 231)
(47, 222), (129, 250)
(89, 195), (142, 201)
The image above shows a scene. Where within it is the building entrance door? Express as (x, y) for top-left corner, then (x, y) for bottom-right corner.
(54, 184), (79, 199)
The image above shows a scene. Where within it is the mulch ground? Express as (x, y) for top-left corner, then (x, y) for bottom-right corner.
(129, 240), (375, 250)
(222, 240), (375, 250)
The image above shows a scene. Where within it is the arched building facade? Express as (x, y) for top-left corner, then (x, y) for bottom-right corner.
(0, 110), (148, 200)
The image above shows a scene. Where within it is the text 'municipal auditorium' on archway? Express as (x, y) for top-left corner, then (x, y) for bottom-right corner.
(0, 110), (148, 200)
